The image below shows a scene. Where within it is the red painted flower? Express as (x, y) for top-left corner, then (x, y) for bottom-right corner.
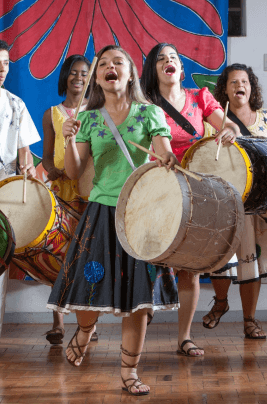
(0, 0), (225, 78)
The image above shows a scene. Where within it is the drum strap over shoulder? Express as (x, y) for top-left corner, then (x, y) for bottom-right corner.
(99, 107), (136, 171)
(227, 109), (252, 137)
(160, 96), (197, 137)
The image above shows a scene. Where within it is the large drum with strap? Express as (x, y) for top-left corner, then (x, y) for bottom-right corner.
(0, 210), (16, 276)
(0, 176), (79, 286)
(182, 136), (267, 214)
(115, 163), (244, 274)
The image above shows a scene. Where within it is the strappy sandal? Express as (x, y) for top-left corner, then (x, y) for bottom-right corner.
(121, 345), (149, 396)
(66, 321), (97, 366)
(45, 326), (65, 345)
(177, 339), (204, 356)
(203, 296), (229, 329)
(244, 316), (266, 339)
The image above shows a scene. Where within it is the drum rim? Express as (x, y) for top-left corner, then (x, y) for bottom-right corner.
(0, 175), (57, 253)
(0, 210), (16, 276)
(181, 136), (253, 203)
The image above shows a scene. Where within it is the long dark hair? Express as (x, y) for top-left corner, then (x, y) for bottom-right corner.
(86, 45), (148, 111)
(214, 63), (263, 111)
(58, 54), (91, 97)
(0, 40), (9, 53)
(140, 43), (184, 107)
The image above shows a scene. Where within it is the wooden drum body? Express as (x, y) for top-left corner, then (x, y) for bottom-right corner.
(0, 176), (78, 286)
(0, 210), (16, 276)
(182, 137), (267, 214)
(115, 163), (244, 274)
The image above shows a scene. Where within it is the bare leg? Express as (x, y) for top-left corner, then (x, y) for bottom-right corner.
(121, 308), (150, 394)
(177, 270), (203, 356)
(45, 288), (66, 344)
(202, 278), (231, 328)
(240, 280), (266, 337)
(52, 311), (64, 329)
(66, 310), (99, 366)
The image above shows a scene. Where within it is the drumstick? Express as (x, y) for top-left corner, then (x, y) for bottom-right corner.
(23, 153), (27, 203)
(64, 56), (98, 149)
(128, 140), (202, 182)
(215, 101), (229, 161)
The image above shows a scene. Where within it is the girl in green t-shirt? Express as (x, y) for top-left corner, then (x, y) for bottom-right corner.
(47, 45), (179, 397)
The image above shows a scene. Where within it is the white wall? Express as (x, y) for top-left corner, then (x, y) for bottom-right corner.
(3, 0), (267, 323)
(228, 0), (267, 106)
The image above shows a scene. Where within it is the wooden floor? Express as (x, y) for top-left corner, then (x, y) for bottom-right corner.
(1, 322), (267, 403)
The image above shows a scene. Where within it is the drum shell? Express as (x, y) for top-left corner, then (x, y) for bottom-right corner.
(0, 210), (16, 276)
(182, 136), (267, 214)
(115, 163), (244, 274)
(236, 137), (267, 214)
(0, 176), (78, 286)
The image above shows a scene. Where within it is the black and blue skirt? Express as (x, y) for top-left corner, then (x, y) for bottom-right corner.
(47, 202), (179, 316)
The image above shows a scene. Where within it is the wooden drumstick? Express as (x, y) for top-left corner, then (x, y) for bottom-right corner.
(64, 56), (98, 149)
(128, 140), (202, 182)
(215, 101), (229, 162)
(23, 153), (27, 203)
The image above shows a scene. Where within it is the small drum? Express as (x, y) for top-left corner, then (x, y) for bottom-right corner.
(0, 176), (79, 286)
(115, 163), (244, 273)
(0, 210), (16, 276)
(182, 137), (267, 214)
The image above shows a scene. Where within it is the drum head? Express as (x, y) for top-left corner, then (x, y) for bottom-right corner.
(0, 177), (54, 250)
(185, 139), (249, 198)
(123, 166), (183, 260)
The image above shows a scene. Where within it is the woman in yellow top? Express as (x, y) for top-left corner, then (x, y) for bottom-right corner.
(42, 54), (98, 343)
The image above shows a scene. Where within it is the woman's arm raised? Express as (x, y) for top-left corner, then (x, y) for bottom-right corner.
(63, 118), (90, 179)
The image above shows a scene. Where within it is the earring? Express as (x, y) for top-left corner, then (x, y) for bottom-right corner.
(181, 71), (185, 81)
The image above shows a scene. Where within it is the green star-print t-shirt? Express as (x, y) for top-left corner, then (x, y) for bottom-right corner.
(76, 102), (171, 207)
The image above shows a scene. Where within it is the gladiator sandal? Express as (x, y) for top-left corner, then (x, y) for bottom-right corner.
(120, 345), (149, 396)
(203, 296), (229, 329)
(66, 320), (97, 366)
(244, 316), (266, 339)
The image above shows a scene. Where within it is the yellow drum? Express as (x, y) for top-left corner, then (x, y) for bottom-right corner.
(182, 137), (253, 207)
(0, 176), (78, 286)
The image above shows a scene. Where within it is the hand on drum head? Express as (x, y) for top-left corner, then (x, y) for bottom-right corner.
(156, 151), (180, 172)
(214, 124), (239, 146)
(63, 118), (81, 142)
(47, 167), (65, 181)
(20, 163), (36, 179)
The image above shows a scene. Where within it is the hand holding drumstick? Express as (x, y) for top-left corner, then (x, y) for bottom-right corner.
(64, 57), (98, 149)
(128, 140), (202, 182)
(214, 101), (241, 161)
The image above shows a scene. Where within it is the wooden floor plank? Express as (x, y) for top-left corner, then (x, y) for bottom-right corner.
(1, 322), (267, 403)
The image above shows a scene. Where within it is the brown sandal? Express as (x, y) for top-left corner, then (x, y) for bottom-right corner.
(45, 326), (65, 345)
(244, 316), (266, 339)
(121, 345), (149, 396)
(66, 321), (97, 366)
(177, 339), (204, 356)
(203, 296), (229, 329)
